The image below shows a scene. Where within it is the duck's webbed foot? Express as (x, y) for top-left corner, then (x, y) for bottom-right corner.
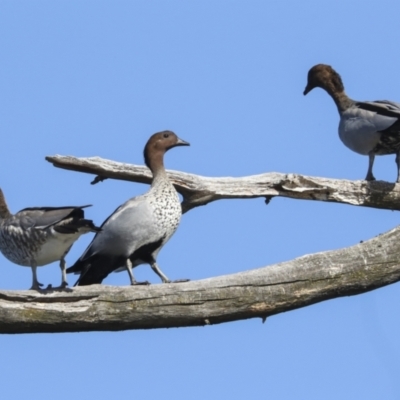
(30, 281), (44, 291)
(45, 282), (69, 290)
(365, 173), (376, 181)
(131, 281), (151, 286)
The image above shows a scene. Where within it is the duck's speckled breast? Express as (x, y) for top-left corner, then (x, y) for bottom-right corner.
(148, 179), (182, 242)
(0, 221), (46, 266)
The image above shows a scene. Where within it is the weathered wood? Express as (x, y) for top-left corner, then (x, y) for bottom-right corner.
(1, 225), (399, 334)
(0, 154), (392, 334)
(45, 155), (400, 213)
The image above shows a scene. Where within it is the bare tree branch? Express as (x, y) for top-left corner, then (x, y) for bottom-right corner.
(45, 155), (400, 213)
(1, 225), (399, 334)
(7, 154), (392, 335)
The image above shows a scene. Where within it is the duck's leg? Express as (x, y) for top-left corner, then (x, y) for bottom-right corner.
(46, 252), (70, 290)
(150, 261), (171, 283)
(149, 261), (189, 283)
(58, 256), (68, 288)
(365, 152), (376, 181)
(126, 259), (149, 285)
(395, 151), (400, 183)
(30, 261), (44, 291)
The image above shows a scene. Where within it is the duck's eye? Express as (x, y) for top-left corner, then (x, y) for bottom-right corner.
(163, 133), (170, 138)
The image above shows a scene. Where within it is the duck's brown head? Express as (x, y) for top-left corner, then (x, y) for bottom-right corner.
(303, 64), (345, 96)
(144, 131), (190, 172)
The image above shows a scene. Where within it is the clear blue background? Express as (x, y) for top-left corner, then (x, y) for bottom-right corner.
(0, 1), (399, 399)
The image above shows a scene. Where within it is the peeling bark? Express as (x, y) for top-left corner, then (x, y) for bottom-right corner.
(0, 225), (399, 334)
(46, 155), (400, 213)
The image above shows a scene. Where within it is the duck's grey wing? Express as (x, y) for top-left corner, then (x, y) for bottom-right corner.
(68, 202), (134, 263)
(67, 196), (156, 283)
(65, 204), (124, 275)
(356, 100), (400, 120)
(338, 100), (400, 155)
(15, 205), (92, 230)
(355, 100), (400, 154)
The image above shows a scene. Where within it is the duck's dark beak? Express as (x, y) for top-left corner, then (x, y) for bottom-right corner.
(303, 84), (312, 96)
(175, 137), (190, 146)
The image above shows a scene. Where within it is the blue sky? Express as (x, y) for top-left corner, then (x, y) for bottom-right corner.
(1, 1), (400, 399)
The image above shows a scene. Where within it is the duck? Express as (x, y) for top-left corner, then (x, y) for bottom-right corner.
(67, 130), (190, 286)
(0, 189), (100, 290)
(304, 64), (400, 182)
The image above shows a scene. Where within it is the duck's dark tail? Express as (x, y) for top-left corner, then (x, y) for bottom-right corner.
(67, 254), (125, 286)
(53, 206), (102, 234)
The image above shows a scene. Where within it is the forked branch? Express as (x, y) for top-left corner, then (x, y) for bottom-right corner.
(0, 155), (393, 334)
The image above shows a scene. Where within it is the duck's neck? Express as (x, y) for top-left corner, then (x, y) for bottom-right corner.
(326, 88), (354, 114)
(0, 190), (11, 219)
(151, 168), (169, 187)
(148, 152), (168, 187)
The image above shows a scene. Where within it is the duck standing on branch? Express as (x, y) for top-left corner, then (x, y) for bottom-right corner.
(67, 130), (190, 286)
(0, 190), (100, 290)
(304, 64), (400, 182)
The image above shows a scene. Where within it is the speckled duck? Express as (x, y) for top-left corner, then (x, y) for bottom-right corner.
(67, 130), (190, 286)
(304, 64), (400, 182)
(0, 190), (100, 290)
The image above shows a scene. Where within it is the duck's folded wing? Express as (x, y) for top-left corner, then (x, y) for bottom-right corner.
(356, 100), (400, 118)
(16, 205), (91, 230)
(68, 196), (154, 271)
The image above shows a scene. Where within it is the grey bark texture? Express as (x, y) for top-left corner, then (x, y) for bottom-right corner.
(0, 154), (397, 334)
(46, 155), (400, 213)
(0, 224), (399, 334)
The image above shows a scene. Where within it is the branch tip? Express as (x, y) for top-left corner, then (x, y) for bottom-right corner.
(91, 175), (108, 185)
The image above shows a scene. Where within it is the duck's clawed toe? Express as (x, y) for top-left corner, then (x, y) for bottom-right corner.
(49, 282), (69, 290)
(30, 281), (44, 291)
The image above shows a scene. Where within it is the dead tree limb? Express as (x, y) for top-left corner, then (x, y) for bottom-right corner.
(2, 154), (391, 334)
(0, 225), (399, 334)
(45, 155), (400, 213)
